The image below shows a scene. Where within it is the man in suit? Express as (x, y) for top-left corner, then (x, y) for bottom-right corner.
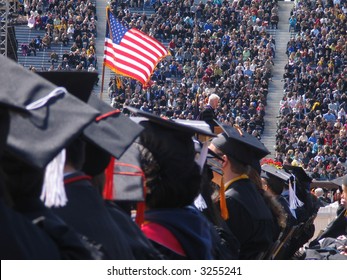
(198, 93), (220, 131)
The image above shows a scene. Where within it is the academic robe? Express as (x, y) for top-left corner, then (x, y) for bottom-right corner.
(105, 200), (163, 259)
(0, 197), (61, 259)
(10, 196), (96, 260)
(223, 178), (275, 259)
(52, 172), (135, 260)
(142, 206), (219, 260)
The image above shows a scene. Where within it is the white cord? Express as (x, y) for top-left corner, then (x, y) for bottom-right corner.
(40, 149), (67, 208)
(26, 87), (67, 110)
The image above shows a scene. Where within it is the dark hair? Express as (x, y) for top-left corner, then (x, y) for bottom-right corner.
(139, 124), (201, 209)
(65, 137), (86, 171)
(1, 152), (44, 202)
(227, 156), (250, 174)
(265, 176), (286, 196)
(249, 167), (287, 230)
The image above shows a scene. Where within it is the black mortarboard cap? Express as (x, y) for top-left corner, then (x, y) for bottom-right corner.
(111, 142), (145, 202)
(331, 176), (344, 187)
(260, 170), (270, 180)
(126, 107), (216, 137)
(174, 119), (216, 137)
(84, 95), (144, 159)
(261, 164), (292, 182)
(82, 142), (111, 176)
(193, 138), (223, 175)
(310, 180), (341, 190)
(283, 164), (312, 183)
(37, 71), (144, 159)
(128, 108), (217, 198)
(37, 71), (93, 102)
(261, 164), (293, 195)
(0, 56), (99, 168)
(206, 157), (223, 175)
(211, 121), (270, 165)
(323, 176), (346, 194)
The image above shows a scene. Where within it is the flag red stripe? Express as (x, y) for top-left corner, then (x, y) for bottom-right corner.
(118, 40), (157, 65)
(129, 29), (167, 56)
(104, 11), (169, 85)
(105, 40), (154, 71)
(104, 58), (146, 84)
(104, 54), (147, 84)
(121, 35), (164, 60)
(104, 45), (150, 80)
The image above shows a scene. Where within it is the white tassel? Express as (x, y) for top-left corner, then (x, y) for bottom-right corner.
(289, 174), (303, 210)
(40, 149), (67, 208)
(194, 194), (207, 211)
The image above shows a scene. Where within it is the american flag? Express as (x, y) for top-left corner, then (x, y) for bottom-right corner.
(104, 8), (169, 85)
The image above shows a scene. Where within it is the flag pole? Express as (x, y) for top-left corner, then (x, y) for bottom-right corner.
(100, 62), (106, 100)
(100, 5), (110, 100)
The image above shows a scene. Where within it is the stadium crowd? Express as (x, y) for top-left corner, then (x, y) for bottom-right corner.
(108, 0), (279, 139)
(18, 0), (98, 70)
(274, 0), (347, 181)
(2, 0), (347, 261)
(15, 0), (347, 181)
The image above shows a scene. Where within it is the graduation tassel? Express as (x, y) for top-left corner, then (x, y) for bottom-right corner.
(103, 157), (115, 200)
(194, 194), (207, 211)
(288, 175), (303, 210)
(41, 149), (67, 207)
(219, 175), (229, 220)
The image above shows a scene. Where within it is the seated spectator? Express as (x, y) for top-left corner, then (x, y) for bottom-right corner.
(49, 51), (59, 63)
(27, 14), (36, 29)
(314, 188), (330, 207)
(323, 110), (337, 123)
(42, 34), (51, 49)
(28, 39), (37, 56)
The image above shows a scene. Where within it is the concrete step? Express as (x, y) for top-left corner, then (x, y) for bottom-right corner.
(261, 1), (294, 157)
(15, 25), (74, 71)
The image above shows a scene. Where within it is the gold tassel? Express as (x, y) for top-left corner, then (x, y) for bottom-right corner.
(219, 175), (229, 220)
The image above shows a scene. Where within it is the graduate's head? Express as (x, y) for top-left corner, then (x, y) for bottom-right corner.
(210, 122), (269, 176)
(37, 71), (143, 174)
(1, 151), (45, 201)
(139, 124), (201, 209)
(127, 107), (216, 209)
(0, 56), (101, 205)
(261, 164), (292, 196)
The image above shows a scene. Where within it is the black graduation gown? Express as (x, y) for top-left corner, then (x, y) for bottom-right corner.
(277, 195), (298, 229)
(198, 105), (216, 131)
(105, 200), (163, 259)
(143, 207), (218, 260)
(305, 236), (347, 260)
(0, 197), (61, 260)
(52, 172), (135, 260)
(223, 178), (275, 259)
(12, 196), (97, 260)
